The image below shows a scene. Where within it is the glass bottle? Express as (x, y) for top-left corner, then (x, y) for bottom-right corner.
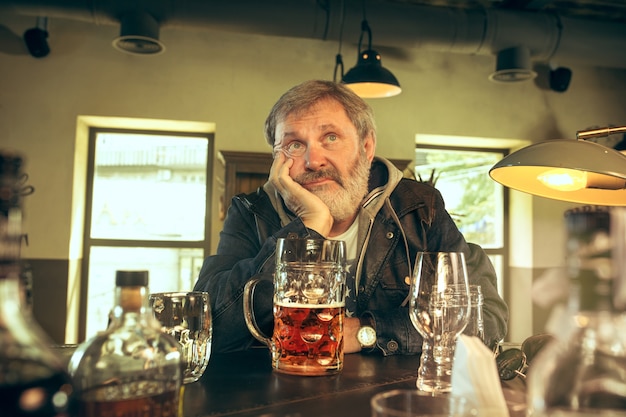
(527, 206), (626, 416)
(0, 151), (75, 416)
(68, 270), (181, 417)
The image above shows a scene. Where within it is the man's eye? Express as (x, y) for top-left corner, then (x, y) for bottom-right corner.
(326, 134), (338, 142)
(285, 142), (305, 155)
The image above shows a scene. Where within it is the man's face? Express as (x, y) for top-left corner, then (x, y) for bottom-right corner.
(273, 99), (375, 221)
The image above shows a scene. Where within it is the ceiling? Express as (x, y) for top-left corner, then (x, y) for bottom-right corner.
(389, 0), (626, 23)
(2, 0), (626, 71)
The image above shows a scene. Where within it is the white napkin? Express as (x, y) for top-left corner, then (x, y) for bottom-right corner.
(451, 334), (510, 417)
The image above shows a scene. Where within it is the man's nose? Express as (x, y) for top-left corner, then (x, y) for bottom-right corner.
(304, 143), (326, 170)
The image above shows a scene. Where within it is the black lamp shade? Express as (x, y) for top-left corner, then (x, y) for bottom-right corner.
(342, 49), (401, 98)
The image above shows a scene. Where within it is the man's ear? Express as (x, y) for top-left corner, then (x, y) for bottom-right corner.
(363, 132), (376, 162)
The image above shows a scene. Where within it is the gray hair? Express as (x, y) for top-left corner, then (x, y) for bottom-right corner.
(264, 80), (377, 146)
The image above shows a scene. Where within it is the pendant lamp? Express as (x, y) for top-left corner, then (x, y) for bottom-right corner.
(489, 126), (626, 205)
(342, 20), (401, 98)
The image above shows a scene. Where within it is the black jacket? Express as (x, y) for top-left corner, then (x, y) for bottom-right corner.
(194, 157), (509, 354)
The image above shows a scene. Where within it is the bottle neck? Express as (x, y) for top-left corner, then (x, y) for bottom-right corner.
(0, 201), (25, 318)
(565, 207), (614, 314)
(0, 206), (22, 272)
(0, 273), (24, 327)
(111, 285), (151, 325)
(568, 270), (614, 313)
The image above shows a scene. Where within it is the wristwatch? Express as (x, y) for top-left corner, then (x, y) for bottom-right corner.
(356, 317), (377, 349)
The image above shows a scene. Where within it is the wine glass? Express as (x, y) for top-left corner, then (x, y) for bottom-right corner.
(409, 251), (471, 393)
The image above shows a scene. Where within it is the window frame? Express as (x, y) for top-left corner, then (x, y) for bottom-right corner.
(414, 143), (510, 301)
(78, 127), (214, 341)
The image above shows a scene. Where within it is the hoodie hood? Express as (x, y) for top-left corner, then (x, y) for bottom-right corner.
(360, 156), (405, 221)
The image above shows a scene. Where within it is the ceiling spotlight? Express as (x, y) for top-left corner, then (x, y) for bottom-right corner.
(549, 67), (573, 92)
(23, 16), (50, 58)
(342, 20), (401, 98)
(113, 11), (165, 55)
(489, 46), (537, 83)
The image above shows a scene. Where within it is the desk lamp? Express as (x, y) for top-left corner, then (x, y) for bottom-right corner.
(489, 126), (626, 205)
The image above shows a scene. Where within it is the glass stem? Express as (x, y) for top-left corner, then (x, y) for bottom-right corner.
(417, 337), (456, 393)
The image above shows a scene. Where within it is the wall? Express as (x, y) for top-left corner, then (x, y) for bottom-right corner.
(1, 12), (625, 343)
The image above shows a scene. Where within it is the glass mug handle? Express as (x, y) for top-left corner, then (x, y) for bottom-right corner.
(243, 278), (271, 347)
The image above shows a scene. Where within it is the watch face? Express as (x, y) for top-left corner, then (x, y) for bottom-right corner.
(358, 326), (376, 347)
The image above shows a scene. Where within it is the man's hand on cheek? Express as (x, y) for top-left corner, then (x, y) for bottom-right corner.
(269, 152), (333, 236)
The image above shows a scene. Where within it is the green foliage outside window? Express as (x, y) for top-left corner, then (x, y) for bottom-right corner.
(414, 148), (503, 248)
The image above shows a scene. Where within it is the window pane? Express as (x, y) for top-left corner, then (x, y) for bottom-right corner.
(86, 246), (204, 340)
(90, 133), (208, 241)
(414, 148), (504, 248)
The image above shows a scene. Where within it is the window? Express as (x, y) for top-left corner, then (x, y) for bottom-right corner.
(80, 128), (213, 341)
(414, 142), (508, 297)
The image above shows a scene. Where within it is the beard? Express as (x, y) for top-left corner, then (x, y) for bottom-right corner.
(294, 150), (371, 222)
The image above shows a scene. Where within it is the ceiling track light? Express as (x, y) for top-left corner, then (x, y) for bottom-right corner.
(23, 16), (50, 58)
(489, 125), (626, 205)
(113, 11), (165, 55)
(342, 19), (401, 98)
(489, 46), (537, 83)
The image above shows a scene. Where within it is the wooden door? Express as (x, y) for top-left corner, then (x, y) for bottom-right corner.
(220, 151), (272, 209)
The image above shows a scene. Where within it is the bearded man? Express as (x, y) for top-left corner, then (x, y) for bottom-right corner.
(194, 80), (508, 355)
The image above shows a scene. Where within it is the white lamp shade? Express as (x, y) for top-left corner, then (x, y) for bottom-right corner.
(489, 139), (626, 206)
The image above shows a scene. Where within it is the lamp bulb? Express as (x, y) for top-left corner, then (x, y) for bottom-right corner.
(537, 169), (587, 191)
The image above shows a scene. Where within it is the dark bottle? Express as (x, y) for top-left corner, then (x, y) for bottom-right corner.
(68, 270), (182, 417)
(528, 206), (626, 415)
(0, 151), (75, 416)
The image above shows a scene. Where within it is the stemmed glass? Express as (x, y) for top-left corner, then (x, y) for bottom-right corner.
(409, 251), (471, 393)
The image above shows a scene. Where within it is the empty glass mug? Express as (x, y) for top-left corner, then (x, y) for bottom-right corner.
(244, 237), (346, 376)
(464, 285), (485, 342)
(149, 291), (212, 384)
(371, 390), (479, 417)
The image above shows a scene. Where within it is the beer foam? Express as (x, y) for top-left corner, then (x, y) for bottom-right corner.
(275, 301), (344, 308)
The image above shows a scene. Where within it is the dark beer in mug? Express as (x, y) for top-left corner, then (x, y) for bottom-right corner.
(272, 302), (344, 376)
(243, 238), (346, 376)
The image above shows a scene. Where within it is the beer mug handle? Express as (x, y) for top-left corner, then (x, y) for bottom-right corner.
(243, 279), (271, 347)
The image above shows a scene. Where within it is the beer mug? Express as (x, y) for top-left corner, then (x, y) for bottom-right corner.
(243, 237), (346, 376)
(149, 291), (212, 384)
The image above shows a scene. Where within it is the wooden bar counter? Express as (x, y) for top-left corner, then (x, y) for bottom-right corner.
(181, 347), (423, 417)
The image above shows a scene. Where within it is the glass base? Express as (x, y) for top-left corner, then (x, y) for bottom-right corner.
(416, 377), (452, 393)
(417, 339), (454, 393)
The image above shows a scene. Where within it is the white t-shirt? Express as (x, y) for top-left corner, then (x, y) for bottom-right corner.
(333, 220), (359, 317)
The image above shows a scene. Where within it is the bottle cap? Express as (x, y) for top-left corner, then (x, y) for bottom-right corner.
(115, 270), (149, 287)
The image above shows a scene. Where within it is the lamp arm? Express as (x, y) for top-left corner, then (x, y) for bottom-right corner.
(333, 53), (344, 82)
(576, 126), (626, 140)
(359, 19), (372, 52)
